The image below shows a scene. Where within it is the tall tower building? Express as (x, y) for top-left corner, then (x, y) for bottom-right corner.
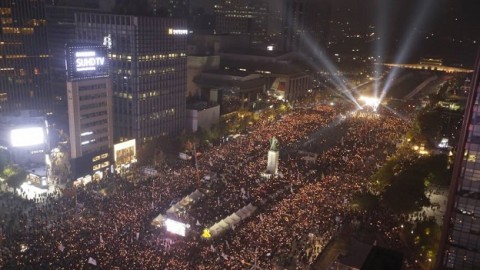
(213, 0), (268, 47)
(0, 0), (52, 113)
(281, 0), (305, 52)
(45, 3), (103, 113)
(149, 0), (190, 18)
(281, 0), (329, 53)
(75, 13), (187, 143)
(437, 50), (480, 269)
(66, 44), (113, 179)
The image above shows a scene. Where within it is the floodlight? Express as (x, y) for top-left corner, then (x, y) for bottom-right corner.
(359, 96), (380, 110)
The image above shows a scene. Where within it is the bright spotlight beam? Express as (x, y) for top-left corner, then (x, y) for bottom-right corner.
(373, 0), (391, 99)
(379, 0), (436, 102)
(299, 34), (362, 108)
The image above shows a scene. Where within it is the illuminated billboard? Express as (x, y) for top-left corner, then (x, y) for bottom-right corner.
(66, 44), (109, 81)
(168, 28), (188, 35)
(165, 219), (188, 237)
(11, 127), (45, 147)
(114, 139), (136, 166)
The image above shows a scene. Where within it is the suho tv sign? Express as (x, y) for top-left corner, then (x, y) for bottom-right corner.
(75, 51), (106, 71)
(66, 44), (109, 81)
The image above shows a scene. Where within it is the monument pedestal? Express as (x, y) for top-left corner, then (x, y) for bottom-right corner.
(266, 149), (279, 175)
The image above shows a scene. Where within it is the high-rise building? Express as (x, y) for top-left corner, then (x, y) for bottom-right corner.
(75, 13), (187, 143)
(280, 0), (330, 53)
(189, 7), (215, 35)
(66, 44), (113, 179)
(437, 50), (480, 269)
(149, 0), (190, 18)
(213, 0), (268, 47)
(45, 4), (103, 113)
(0, 0), (52, 113)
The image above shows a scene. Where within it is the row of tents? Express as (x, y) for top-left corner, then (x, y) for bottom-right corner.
(152, 189), (205, 228)
(166, 189), (205, 215)
(206, 203), (257, 238)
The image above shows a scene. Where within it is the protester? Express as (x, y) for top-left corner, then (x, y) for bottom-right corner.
(0, 103), (411, 269)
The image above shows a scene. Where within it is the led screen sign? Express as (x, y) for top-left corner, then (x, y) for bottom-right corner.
(11, 127), (45, 147)
(66, 44), (109, 81)
(165, 219), (188, 236)
(75, 51), (106, 71)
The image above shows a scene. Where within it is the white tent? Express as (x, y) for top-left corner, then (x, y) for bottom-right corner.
(218, 220), (229, 229)
(207, 204), (259, 238)
(151, 214), (165, 227)
(189, 189), (204, 202)
(245, 203), (257, 213)
(209, 223), (224, 237)
(224, 213), (241, 228)
(166, 205), (178, 214)
(179, 196), (191, 206)
(236, 203), (257, 220)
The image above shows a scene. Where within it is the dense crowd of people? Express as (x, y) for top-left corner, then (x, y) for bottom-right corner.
(0, 103), (412, 269)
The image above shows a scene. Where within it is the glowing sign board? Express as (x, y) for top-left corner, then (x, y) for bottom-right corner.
(75, 51), (106, 71)
(168, 28), (188, 35)
(11, 127), (45, 147)
(103, 34), (112, 49)
(114, 139), (136, 166)
(66, 44), (109, 81)
(165, 219), (187, 236)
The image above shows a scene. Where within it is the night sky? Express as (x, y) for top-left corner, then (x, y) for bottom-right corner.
(206, 0), (478, 66)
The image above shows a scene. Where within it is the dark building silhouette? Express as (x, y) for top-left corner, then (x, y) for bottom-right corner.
(45, 3), (106, 113)
(213, 0), (269, 48)
(0, 0), (52, 113)
(211, 0), (329, 53)
(149, 0), (190, 18)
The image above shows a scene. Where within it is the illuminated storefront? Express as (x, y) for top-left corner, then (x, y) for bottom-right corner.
(114, 139), (137, 172)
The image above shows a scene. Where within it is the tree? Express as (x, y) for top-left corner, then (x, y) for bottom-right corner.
(351, 192), (379, 211)
(0, 148), (10, 172)
(383, 166), (430, 214)
(416, 154), (450, 187)
(137, 136), (181, 166)
(3, 165), (27, 194)
(415, 110), (443, 146)
(371, 158), (397, 192)
(404, 218), (441, 268)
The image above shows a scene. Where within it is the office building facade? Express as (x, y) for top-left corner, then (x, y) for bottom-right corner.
(213, 0), (268, 47)
(0, 0), (52, 113)
(280, 0), (330, 53)
(437, 51), (480, 269)
(45, 4), (102, 112)
(75, 13), (187, 143)
(66, 44), (113, 179)
(149, 0), (190, 18)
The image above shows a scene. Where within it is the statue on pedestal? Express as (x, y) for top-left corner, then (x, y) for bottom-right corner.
(270, 136), (279, 151)
(266, 136), (280, 175)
